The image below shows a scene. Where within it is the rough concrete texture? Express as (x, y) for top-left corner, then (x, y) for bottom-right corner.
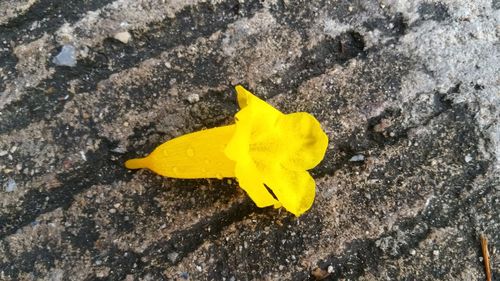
(0, 0), (499, 280)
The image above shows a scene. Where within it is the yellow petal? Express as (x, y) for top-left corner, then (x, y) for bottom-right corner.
(226, 86), (327, 216)
(276, 112), (329, 171)
(244, 113), (328, 173)
(125, 125), (236, 179)
(225, 86), (282, 161)
(224, 108), (252, 161)
(235, 85), (280, 115)
(233, 157), (280, 208)
(263, 165), (316, 216)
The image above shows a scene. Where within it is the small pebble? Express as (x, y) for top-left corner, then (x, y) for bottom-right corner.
(167, 252), (178, 263)
(327, 265), (334, 273)
(464, 154), (472, 162)
(80, 151), (87, 161)
(109, 208), (117, 214)
(187, 93), (200, 103)
(349, 154), (365, 162)
(53, 45), (77, 67)
(111, 146), (127, 154)
(409, 249), (416, 255)
(113, 31), (131, 43)
(432, 250), (439, 256)
(5, 178), (16, 192)
(0, 151), (8, 157)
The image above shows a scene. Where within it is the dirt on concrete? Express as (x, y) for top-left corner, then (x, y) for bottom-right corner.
(0, 0), (498, 280)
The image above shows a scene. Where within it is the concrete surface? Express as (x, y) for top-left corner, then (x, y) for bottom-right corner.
(0, 0), (499, 280)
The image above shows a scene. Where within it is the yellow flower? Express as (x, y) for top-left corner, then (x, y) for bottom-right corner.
(125, 85), (328, 216)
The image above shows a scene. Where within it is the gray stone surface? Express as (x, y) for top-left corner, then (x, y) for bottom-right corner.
(0, 0), (499, 280)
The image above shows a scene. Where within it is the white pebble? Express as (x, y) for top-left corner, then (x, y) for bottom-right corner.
(5, 178), (16, 192)
(53, 45), (77, 67)
(464, 154), (472, 162)
(80, 151), (87, 161)
(187, 93), (200, 104)
(113, 31), (131, 44)
(349, 154), (365, 162)
(167, 252), (178, 263)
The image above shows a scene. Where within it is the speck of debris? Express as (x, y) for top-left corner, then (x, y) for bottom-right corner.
(5, 178), (17, 192)
(111, 146), (127, 154)
(311, 267), (329, 280)
(167, 252), (179, 263)
(114, 31), (132, 44)
(187, 93), (200, 103)
(53, 45), (77, 67)
(349, 154), (365, 162)
(464, 154), (472, 162)
(79, 151), (87, 161)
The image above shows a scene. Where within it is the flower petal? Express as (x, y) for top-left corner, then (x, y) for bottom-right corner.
(235, 85), (281, 115)
(234, 157), (280, 208)
(226, 86), (282, 161)
(226, 85), (326, 216)
(263, 165), (316, 216)
(276, 112), (329, 171)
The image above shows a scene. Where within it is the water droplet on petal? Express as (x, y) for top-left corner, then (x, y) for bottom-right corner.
(187, 147), (195, 157)
(172, 167), (179, 174)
